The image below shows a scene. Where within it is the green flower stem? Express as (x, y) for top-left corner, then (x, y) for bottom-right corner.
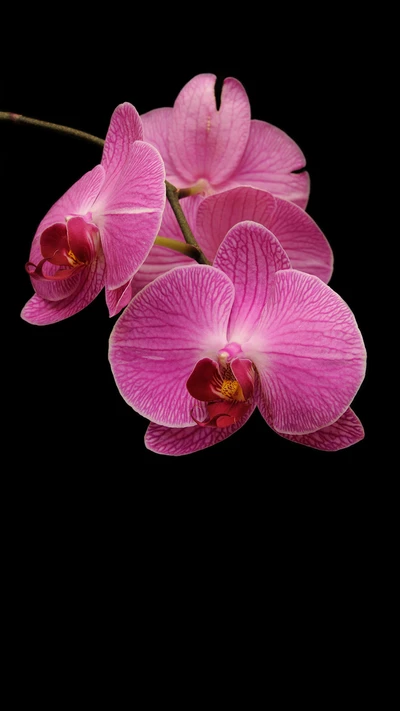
(176, 184), (205, 199)
(165, 181), (210, 265)
(155, 236), (202, 262)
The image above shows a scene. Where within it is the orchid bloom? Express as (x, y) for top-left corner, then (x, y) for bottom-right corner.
(21, 103), (165, 325)
(118, 185), (333, 309)
(142, 73), (310, 208)
(109, 222), (366, 455)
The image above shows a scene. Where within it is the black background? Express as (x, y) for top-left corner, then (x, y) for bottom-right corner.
(1, 12), (391, 689)
(3, 20), (375, 480)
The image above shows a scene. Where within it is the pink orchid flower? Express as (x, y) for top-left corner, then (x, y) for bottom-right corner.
(142, 73), (310, 208)
(109, 222), (366, 455)
(108, 184), (333, 316)
(21, 103), (165, 325)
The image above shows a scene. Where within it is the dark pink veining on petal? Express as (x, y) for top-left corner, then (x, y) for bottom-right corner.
(142, 73), (310, 207)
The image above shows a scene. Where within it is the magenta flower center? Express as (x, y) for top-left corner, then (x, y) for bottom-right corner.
(26, 216), (100, 281)
(187, 343), (255, 429)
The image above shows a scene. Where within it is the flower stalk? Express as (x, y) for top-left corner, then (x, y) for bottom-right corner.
(155, 236), (202, 261)
(165, 181), (210, 264)
(0, 111), (105, 147)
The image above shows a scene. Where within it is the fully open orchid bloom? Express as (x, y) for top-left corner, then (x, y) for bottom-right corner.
(141, 73), (310, 209)
(117, 185), (333, 309)
(21, 103), (165, 325)
(109, 222), (366, 455)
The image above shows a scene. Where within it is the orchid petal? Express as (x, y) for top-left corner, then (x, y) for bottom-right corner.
(106, 280), (134, 317)
(232, 120), (310, 208)
(109, 265), (235, 427)
(100, 207), (161, 290)
(145, 403), (255, 456)
(196, 187), (276, 262)
(266, 196), (333, 283)
(105, 197), (202, 316)
(250, 270), (366, 434)
(141, 107), (183, 185)
(214, 221), (290, 342)
(130, 245), (193, 299)
(197, 187), (332, 282)
(21, 253), (106, 325)
(101, 102), (143, 196)
(281, 409), (365, 450)
(95, 141), (165, 289)
(257, 382), (364, 450)
(169, 74), (251, 186)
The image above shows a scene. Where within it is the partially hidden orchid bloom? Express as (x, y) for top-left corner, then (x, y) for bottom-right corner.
(109, 221), (366, 455)
(21, 103), (165, 325)
(196, 186), (333, 283)
(142, 73), (310, 208)
(118, 186), (333, 308)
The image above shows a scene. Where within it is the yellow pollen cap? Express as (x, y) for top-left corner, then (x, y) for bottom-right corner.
(67, 249), (85, 267)
(220, 378), (245, 401)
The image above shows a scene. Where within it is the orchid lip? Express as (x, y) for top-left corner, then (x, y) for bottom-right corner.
(191, 400), (252, 428)
(25, 258), (84, 281)
(187, 353), (255, 429)
(26, 216), (99, 282)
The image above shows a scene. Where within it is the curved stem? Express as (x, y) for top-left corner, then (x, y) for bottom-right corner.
(165, 181), (210, 265)
(0, 111), (105, 147)
(177, 182), (207, 199)
(155, 236), (202, 261)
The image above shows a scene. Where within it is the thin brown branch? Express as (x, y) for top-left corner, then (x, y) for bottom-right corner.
(165, 181), (210, 265)
(0, 111), (105, 147)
